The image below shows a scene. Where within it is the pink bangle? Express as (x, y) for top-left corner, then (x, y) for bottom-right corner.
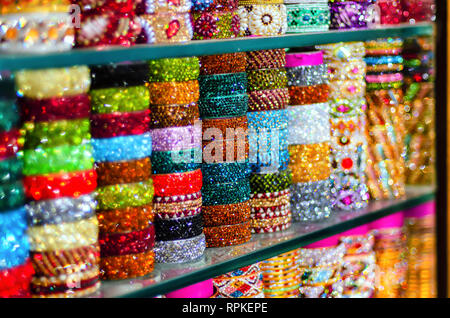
(165, 279), (214, 298)
(150, 125), (202, 152)
(365, 73), (403, 83)
(285, 51), (323, 68)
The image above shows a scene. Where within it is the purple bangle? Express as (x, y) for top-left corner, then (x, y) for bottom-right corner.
(150, 125), (202, 152)
(329, 1), (370, 30)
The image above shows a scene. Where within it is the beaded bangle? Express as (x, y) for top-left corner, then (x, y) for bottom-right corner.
(90, 109), (151, 139)
(249, 170), (292, 194)
(198, 94), (248, 119)
(137, 13), (193, 44)
(154, 196), (202, 219)
(148, 80), (199, 105)
(286, 3), (330, 33)
(95, 157), (152, 187)
(192, 12), (240, 40)
(135, 0), (192, 14)
(27, 194), (97, 227)
(251, 204), (290, 219)
(329, 1), (369, 30)
(100, 249), (155, 280)
(156, 206), (202, 220)
(151, 149), (201, 174)
(27, 216), (98, 252)
(31, 275), (100, 298)
(154, 233), (206, 263)
(155, 213), (203, 241)
(150, 102), (199, 129)
(97, 204), (153, 233)
(90, 63), (149, 89)
(251, 215), (291, 228)
(291, 179), (332, 221)
(246, 68), (287, 92)
(0, 259), (34, 294)
(238, 4), (287, 36)
(248, 88), (289, 112)
(202, 116), (248, 141)
(289, 143), (330, 183)
(330, 98), (366, 118)
(0, 100), (19, 132)
(148, 57), (200, 82)
(204, 221), (251, 247)
(328, 80), (365, 99)
(152, 169), (203, 197)
(250, 190), (290, 208)
(89, 86), (149, 114)
(96, 179), (154, 210)
(0, 180), (25, 212)
(252, 222), (291, 234)
(199, 73), (247, 98)
(288, 83), (329, 105)
(366, 81), (403, 90)
(247, 109), (288, 130)
(246, 49), (286, 71)
(0, 129), (21, 161)
(91, 133), (152, 163)
(286, 64), (328, 87)
(288, 103), (330, 145)
(151, 125), (201, 152)
(317, 42), (366, 61)
(191, 0), (237, 12)
(202, 179), (251, 206)
(23, 143), (94, 176)
(327, 60), (367, 81)
(199, 53), (246, 75)
(203, 201), (251, 227)
(99, 225), (155, 257)
(366, 73), (403, 84)
(15, 66), (91, 99)
(23, 118), (90, 150)
(202, 162), (250, 185)
(0, 156), (23, 185)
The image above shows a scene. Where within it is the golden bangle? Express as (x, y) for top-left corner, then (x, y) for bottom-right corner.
(138, 13), (193, 44)
(31, 282), (100, 298)
(288, 143), (331, 183)
(153, 197), (203, 214)
(1, 0), (70, 14)
(250, 192), (290, 208)
(251, 215), (291, 228)
(31, 267), (99, 287)
(147, 80), (199, 105)
(100, 249), (155, 280)
(239, 0), (283, 4)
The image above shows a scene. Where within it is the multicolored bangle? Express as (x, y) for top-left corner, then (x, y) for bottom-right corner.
(289, 143), (330, 183)
(251, 218), (291, 233)
(285, 3), (330, 33)
(330, 98), (367, 119)
(288, 83), (329, 105)
(147, 80), (199, 105)
(329, 1), (370, 30)
(100, 249), (155, 280)
(202, 116), (248, 141)
(192, 11), (240, 40)
(90, 63), (149, 89)
(246, 68), (287, 92)
(154, 233), (206, 263)
(154, 196), (202, 219)
(327, 60), (367, 81)
(152, 169), (203, 197)
(328, 80), (365, 99)
(202, 162), (250, 185)
(155, 213), (203, 241)
(248, 88), (289, 112)
(1, 0), (70, 14)
(97, 204), (153, 234)
(151, 149), (201, 174)
(246, 49), (286, 70)
(0, 180), (25, 212)
(136, 0), (192, 14)
(0, 156), (23, 185)
(366, 73), (403, 84)
(204, 221), (251, 247)
(89, 86), (149, 114)
(202, 201), (251, 227)
(288, 103), (330, 145)
(317, 42), (366, 61)
(249, 170), (292, 194)
(286, 64), (328, 87)
(202, 179), (251, 206)
(148, 57), (200, 82)
(199, 94), (249, 118)
(96, 179), (154, 210)
(90, 109), (151, 139)
(150, 125), (201, 152)
(137, 13), (193, 44)
(95, 157), (152, 186)
(199, 53), (246, 75)
(150, 102), (200, 129)
(99, 225), (155, 257)
(91, 133), (152, 163)
(238, 4), (287, 36)
(250, 189), (290, 208)
(191, 0), (237, 12)
(0, 129), (21, 161)
(290, 179), (332, 221)
(199, 73), (247, 98)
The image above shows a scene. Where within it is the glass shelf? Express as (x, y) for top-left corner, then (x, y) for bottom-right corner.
(0, 23), (433, 71)
(96, 185), (435, 298)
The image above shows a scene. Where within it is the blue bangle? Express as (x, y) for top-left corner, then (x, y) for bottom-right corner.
(202, 162), (251, 185)
(247, 109), (288, 131)
(92, 132), (152, 163)
(198, 94), (248, 119)
(199, 73), (247, 99)
(365, 56), (404, 65)
(0, 207), (29, 270)
(151, 149), (202, 174)
(202, 179), (251, 206)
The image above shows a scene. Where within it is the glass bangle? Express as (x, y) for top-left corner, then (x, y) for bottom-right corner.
(91, 133), (152, 163)
(286, 64), (328, 87)
(199, 52), (247, 75)
(199, 73), (247, 98)
(150, 102), (200, 129)
(148, 80), (200, 105)
(198, 94), (248, 119)
(152, 169), (203, 197)
(148, 57), (200, 82)
(97, 203), (154, 234)
(202, 179), (251, 206)
(154, 233), (206, 263)
(202, 162), (251, 185)
(249, 169), (292, 194)
(90, 109), (151, 139)
(0, 180), (25, 212)
(151, 149), (201, 174)
(89, 86), (150, 114)
(291, 179), (332, 221)
(0, 99), (20, 132)
(245, 49), (286, 71)
(100, 249), (155, 280)
(0, 156), (23, 185)
(246, 68), (288, 92)
(155, 213), (203, 241)
(96, 179), (154, 211)
(99, 225), (155, 257)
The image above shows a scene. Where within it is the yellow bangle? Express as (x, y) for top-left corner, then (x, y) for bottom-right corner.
(239, 0), (283, 4)
(288, 143), (331, 183)
(1, 0), (70, 14)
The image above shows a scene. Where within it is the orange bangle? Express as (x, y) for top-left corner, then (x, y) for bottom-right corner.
(95, 158), (152, 187)
(203, 201), (251, 227)
(202, 116), (248, 141)
(204, 222), (251, 247)
(147, 80), (199, 105)
(288, 83), (329, 106)
(199, 53), (247, 75)
(288, 143), (331, 183)
(96, 204), (154, 234)
(100, 249), (155, 280)
(150, 102), (200, 129)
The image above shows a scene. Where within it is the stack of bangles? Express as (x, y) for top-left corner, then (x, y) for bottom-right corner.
(328, 0), (372, 30)
(148, 57), (206, 263)
(213, 263), (265, 298)
(285, 0), (329, 33)
(89, 62), (155, 280)
(285, 50), (332, 221)
(14, 66), (100, 297)
(237, 0), (286, 36)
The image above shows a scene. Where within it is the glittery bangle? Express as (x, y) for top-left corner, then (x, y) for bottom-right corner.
(286, 64), (328, 87)
(246, 68), (287, 92)
(366, 73), (403, 84)
(27, 216), (98, 252)
(289, 143), (330, 183)
(250, 189), (290, 208)
(364, 55), (403, 65)
(326, 60), (367, 81)
(154, 233), (206, 263)
(151, 149), (201, 174)
(191, 0), (237, 12)
(204, 221), (251, 247)
(192, 11), (240, 40)
(199, 73), (247, 98)
(251, 203), (290, 219)
(248, 88), (289, 112)
(251, 214), (291, 228)
(0, 156), (22, 185)
(155, 213), (203, 241)
(0, 100), (20, 131)
(202, 116), (248, 141)
(135, 0), (192, 14)
(286, 3), (330, 33)
(288, 103), (330, 145)
(365, 38), (403, 52)
(150, 125), (201, 152)
(329, 98), (366, 118)
(202, 162), (250, 185)
(249, 170), (292, 194)
(247, 109), (288, 130)
(0, 227), (29, 271)
(0, 129), (21, 160)
(202, 179), (251, 206)
(100, 249), (155, 280)
(199, 53), (246, 75)
(0, 180), (24, 214)
(238, 4), (287, 36)
(15, 66), (91, 99)
(27, 194), (97, 227)
(148, 57), (199, 82)
(153, 169), (203, 197)
(31, 275), (100, 297)
(202, 201), (251, 227)
(95, 157), (152, 187)
(328, 80), (365, 99)
(0, 259), (34, 293)
(99, 225), (155, 257)
(148, 80), (199, 105)
(1, 0), (70, 14)
(288, 84), (329, 105)
(366, 81), (403, 90)
(154, 197), (202, 219)
(245, 49), (285, 71)
(91, 133), (152, 163)
(198, 94), (248, 119)
(30, 267), (99, 291)
(23, 143), (94, 176)
(96, 179), (154, 210)
(202, 135), (249, 163)
(90, 109), (151, 139)
(90, 63), (149, 89)
(150, 102), (200, 129)
(291, 179), (332, 221)
(317, 42), (366, 61)
(329, 1), (369, 30)
(0, 206), (26, 235)
(252, 222), (291, 233)
(89, 86), (149, 114)
(97, 204), (153, 234)
(137, 13), (193, 44)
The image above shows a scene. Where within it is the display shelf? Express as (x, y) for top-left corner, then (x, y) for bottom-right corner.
(0, 23), (433, 71)
(96, 185), (435, 298)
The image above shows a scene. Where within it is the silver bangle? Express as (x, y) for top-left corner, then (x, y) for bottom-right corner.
(286, 64), (328, 87)
(154, 233), (206, 264)
(288, 103), (330, 145)
(290, 179), (332, 221)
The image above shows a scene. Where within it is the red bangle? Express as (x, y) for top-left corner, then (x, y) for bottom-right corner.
(248, 88), (290, 112)
(18, 95), (91, 123)
(152, 169), (203, 197)
(0, 285), (31, 298)
(0, 259), (34, 292)
(90, 109), (151, 138)
(0, 129), (21, 160)
(24, 169), (97, 201)
(31, 275), (99, 297)
(99, 225), (155, 257)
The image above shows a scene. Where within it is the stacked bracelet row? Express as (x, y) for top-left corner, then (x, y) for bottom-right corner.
(285, 0), (329, 33)
(237, 0), (287, 36)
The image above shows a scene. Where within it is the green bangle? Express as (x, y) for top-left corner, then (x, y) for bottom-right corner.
(23, 143), (94, 176)
(202, 162), (251, 185)
(198, 94), (248, 119)
(286, 3), (330, 33)
(199, 73), (247, 99)
(247, 68), (288, 92)
(403, 59), (421, 68)
(90, 86), (150, 114)
(0, 156), (23, 185)
(23, 118), (91, 150)
(202, 179), (251, 206)
(96, 179), (154, 210)
(151, 149), (202, 174)
(366, 81), (403, 90)
(149, 57), (200, 82)
(0, 99), (20, 132)
(0, 180), (25, 212)
(250, 169), (292, 194)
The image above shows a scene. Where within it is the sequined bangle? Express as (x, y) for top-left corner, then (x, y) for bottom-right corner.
(148, 80), (199, 105)
(151, 125), (201, 152)
(326, 60), (367, 81)
(15, 66), (91, 99)
(329, 98), (366, 118)
(247, 108), (288, 131)
(0, 259), (34, 293)
(0, 99), (19, 132)
(154, 233), (205, 263)
(0, 227), (29, 270)
(135, 0), (192, 14)
(286, 64), (328, 87)
(90, 63), (149, 89)
(329, 1), (369, 30)
(248, 88), (289, 112)
(150, 102), (199, 129)
(328, 80), (365, 99)
(251, 215), (291, 229)
(96, 179), (154, 210)
(100, 249), (155, 280)
(27, 194), (96, 227)
(148, 57), (200, 82)
(291, 179), (332, 221)
(155, 213), (203, 241)
(97, 204), (153, 234)
(288, 103), (330, 145)
(202, 162), (250, 185)
(250, 189), (290, 208)
(27, 216), (98, 252)
(199, 73), (247, 99)
(289, 143), (330, 183)
(202, 179), (251, 206)
(202, 116), (248, 141)
(249, 170), (292, 194)
(91, 133), (152, 163)
(90, 109), (151, 139)
(95, 157), (152, 187)
(288, 84), (329, 105)
(0, 156), (23, 185)
(154, 198), (202, 219)
(191, 0), (237, 12)
(238, 4), (287, 36)
(99, 225), (155, 257)
(199, 53), (246, 75)
(366, 81), (403, 90)
(286, 3), (330, 33)
(153, 169), (203, 197)
(137, 13), (193, 44)
(89, 86), (149, 114)
(204, 221), (251, 247)
(202, 201), (251, 227)
(246, 68), (287, 92)
(246, 49), (286, 71)
(0, 129), (21, 161)
(317, 42), (366, 61)
(364, 55), (403, 66)
(198, 94), (248, 119)
(23, 143), (94, 176)
(151, 149), (201, 174)
(192, 11), (240, 40)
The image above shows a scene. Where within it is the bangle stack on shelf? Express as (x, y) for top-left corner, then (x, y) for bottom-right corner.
(213, 263), (264, 298)
(237, 0), (287, 36)
(261, 250), (300, 297)
(17, 66), (100, 297)
(284, 0), (329, 33)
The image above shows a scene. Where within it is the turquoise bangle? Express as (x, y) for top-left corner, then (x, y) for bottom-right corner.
(202, 179), (251, 206)
(202, 162), (251, 185)
(0, 99), (20, 132)
(247, 109), (288, 131)
(0, 180), (25, 212)
(286, 3), (330, 33)
(0, 156), (23, 184)
(151, 149), (202, 174)
(198, 94), (248, 119)
(0, 207), (29, 270)
(199, 73), (247, 99)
